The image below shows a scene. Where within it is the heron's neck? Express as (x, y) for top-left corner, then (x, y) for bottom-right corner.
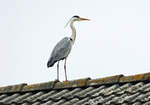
(70, 21), (76, 43)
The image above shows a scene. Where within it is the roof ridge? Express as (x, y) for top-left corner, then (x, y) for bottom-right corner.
(0, 72), (150, 94)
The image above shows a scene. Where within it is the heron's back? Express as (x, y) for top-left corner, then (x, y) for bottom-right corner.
(47, 37), (72, 67)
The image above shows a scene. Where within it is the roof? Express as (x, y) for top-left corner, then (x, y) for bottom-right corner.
(1, 72), (150, 105)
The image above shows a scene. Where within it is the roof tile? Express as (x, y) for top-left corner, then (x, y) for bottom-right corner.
(0, 94), (7, 100)
(86, 86), (105, 96)
(33, 90), (56, 102)
(122, 103), (128, 105)
(22, 81), (56, 92)
(114, 83), (131, 95)
(74, 87), (93, 98)
(87, 75), (123, 86)
(44, 89), (69, 101)
(133, 102), (142, 105)
(22, 103), (29, 105)
(41, 100), (53, 105)
(52, 99), (65, 105)
(101, 95), (115, 104)
(0, 93), (20, 104)
(54, 78), (90, 89)
(11, 92), (32, 103)
(61, 88), (81, 99)
(120, 73), (150, 83)
(143, 85), (150, 92)
(124, 92), (140, 103)
(138, 82), (150, 92)
(126, 82), (143, 94)
(23, 92), (44, 103)
(74, 97), (90, 105)
(103, 84), (119, 96)
(63, 98), (79, 105)
(132, 91), (150, 103)
(114, 94), (128, 104)
(32, 102), (40, 105)
(85, 96), (104, 105)
(144, 101), (150, 105)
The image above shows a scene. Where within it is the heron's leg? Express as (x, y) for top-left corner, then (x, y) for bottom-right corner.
(64, 58), (68, 81)
(57, 61), (59, 81)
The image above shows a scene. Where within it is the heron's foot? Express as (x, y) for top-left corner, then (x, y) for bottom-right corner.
(65, 79), (68, 81)
(54, 79), (60, 83)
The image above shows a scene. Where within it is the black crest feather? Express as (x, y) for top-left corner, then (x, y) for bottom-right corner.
(73, 15), (80, 18)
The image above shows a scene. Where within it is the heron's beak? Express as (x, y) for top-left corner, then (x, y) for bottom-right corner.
(79, 17), (90, 21)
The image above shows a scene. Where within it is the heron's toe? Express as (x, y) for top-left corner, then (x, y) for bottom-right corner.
(54, 79), (60, 83)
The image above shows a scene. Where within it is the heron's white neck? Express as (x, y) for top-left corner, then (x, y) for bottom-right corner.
(70, 21), (76, 44)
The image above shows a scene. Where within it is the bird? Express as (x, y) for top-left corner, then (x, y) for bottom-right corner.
(47, 15), (90, 81)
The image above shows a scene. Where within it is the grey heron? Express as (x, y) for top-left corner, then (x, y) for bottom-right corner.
(47, 15), (90, 81)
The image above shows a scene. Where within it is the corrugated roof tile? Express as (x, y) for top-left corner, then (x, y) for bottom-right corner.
(143, 101), (150, 105)
(103, 84), (119, 96)
(105, 96), (121, 104)
(100, 95), (116, 104)
(74, 87), (93, 98)
(86, 86), (105, 97)
(130, 91), (150, 103)
(0, 94), (7, 100)
(124, 92), (140, 103)
(114, 83), (131, 95)
(138, 82), (150, 92)
(41, 100), (53, 105)
(43, 89), (69, 102)
(143, 85), (150, 92)
(32, 102), (41, 105)
(87, 96), (104, 105)
(61, 88), (81, 99)
(22, 92), (44, 103)
(52, 99), (66, 105)
(11, 92), (32, 103)
(116, 94), (128, 104)
(0, 93), (20, 104)
(33, 90), (56, 102)
(122, 103), (128, 105)
(125, 82), (143, 94)
(133, 102), (142, 105)
(74, 97), (90, 105)
(92, 84), (118, 97)
(63, 98), (79, 105)
(22, 102), (30, 105)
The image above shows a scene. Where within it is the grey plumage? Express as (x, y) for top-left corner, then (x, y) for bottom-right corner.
(47, 37), (72, 67)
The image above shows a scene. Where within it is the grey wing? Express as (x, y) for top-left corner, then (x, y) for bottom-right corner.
(47, 37), (72, 67)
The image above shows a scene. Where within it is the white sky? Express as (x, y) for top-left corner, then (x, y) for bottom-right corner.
(0, 0), (150, 86)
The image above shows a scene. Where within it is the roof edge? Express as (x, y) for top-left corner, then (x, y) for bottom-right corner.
(0, 83), (27, 94)
(0, 72), (150, 94)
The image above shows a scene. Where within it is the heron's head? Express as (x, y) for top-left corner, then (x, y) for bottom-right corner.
(65, 15), (90, 27)
(71, 15), (90, 22)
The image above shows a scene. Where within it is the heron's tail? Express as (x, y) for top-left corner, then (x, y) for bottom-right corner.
(47, 57), (56, 68)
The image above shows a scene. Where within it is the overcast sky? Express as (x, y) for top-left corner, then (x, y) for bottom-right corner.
(0, 0), (150, 86)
